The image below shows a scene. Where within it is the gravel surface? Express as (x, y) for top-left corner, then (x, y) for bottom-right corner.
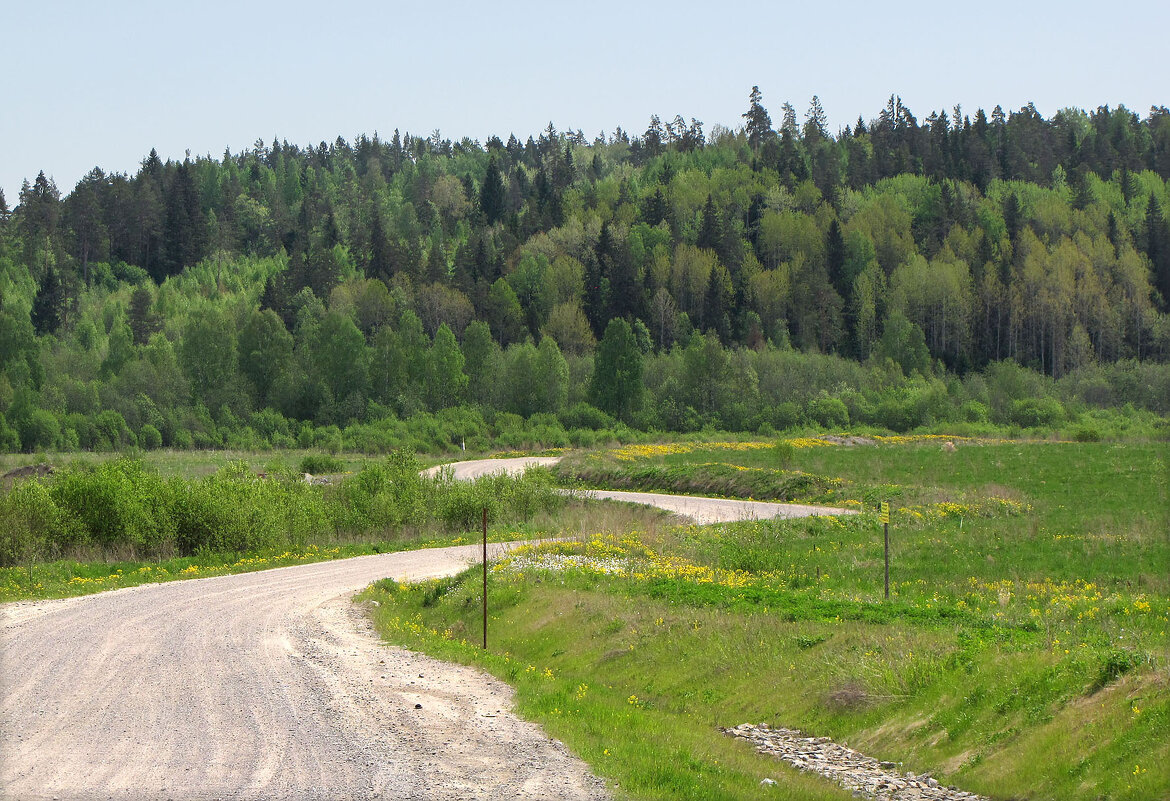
(429, 458), (857, 524)
(566, 489), (856, 524)
(420, 457), (562, 480)
(2, 456), (858, 801)
(0, 544), (609, 800)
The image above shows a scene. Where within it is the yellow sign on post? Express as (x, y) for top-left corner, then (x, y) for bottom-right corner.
(880, 502), (890, 524)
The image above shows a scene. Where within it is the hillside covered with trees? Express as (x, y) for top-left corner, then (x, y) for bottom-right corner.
(2, 90), (1169, 452)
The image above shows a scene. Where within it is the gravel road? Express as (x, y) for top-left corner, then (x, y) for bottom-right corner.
(2, 455), (855, 800)
(429, 457), (858, 524)
(1, 544), (608, 800)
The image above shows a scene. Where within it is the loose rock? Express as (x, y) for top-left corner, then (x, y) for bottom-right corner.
(722, 723), (988, 801)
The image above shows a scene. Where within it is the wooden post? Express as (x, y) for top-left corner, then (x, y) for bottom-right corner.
(881, 501), (890, 600)
(482, 509), (486, 645)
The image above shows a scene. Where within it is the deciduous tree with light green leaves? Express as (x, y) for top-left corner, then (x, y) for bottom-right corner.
(590, 318), (643, 422)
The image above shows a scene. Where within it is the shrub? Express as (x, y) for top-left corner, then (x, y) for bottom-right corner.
(1070, 425), (1101, 442)
(16, 409), (60, 452)
(806, 396), (849, 429)
(139, 424), (163, 450)
(48, 459), (175, 555)
(558, 402), (617, 431)
(772, 440), (795, 468)
(1091, 648), (1147, 692)
(769, 402), (802, 431)
(0, 481), (84, 566)
(0, 413), (20, 451)
(313, 425), (343, 453)
(1009, 397), (1066, 428)
(300, 453), (345, 475)
(960, 400), (989, 423)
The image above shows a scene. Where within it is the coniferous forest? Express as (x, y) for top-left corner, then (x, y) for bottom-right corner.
(2, 90), (1169, 453)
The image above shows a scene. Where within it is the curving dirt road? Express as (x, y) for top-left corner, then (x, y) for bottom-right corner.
(430, 457), (857, 524)
(1, 545), (608, 800)
(2, 456), (854, 800)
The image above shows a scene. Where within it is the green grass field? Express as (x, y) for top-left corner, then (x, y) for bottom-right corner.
(366, 437), (1170, 800)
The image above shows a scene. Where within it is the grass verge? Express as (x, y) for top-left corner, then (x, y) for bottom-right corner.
(364, 438), (1169, 800)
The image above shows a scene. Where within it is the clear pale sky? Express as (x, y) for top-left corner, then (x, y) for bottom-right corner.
(3, 0), (1167, 203)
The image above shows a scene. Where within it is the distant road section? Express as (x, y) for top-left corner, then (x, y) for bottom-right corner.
(432, 457), (857, 525)
(421, 456), (562, 480)
(566, 489), (855, 525)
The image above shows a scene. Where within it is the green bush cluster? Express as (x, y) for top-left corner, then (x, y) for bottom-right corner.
(299, 453), (345, 474)
(0, 451), (561, 568)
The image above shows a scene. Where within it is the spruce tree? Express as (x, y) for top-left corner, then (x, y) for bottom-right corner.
(128, 285), (160, 344)
(480, 157), (505, 225)
(643, 188), (667, 227)
(826, 219), (848, 298)
(1146, 196), (1170, 310)
(697, 195), (722, 251)
(31, 265), (67, 335)
(368, 204), (393, 281)
(742, 86), (774, 152)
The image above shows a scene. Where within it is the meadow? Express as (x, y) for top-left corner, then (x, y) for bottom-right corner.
(365, 436), (1169, 800)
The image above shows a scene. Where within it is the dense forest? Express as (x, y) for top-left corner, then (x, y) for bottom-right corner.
(1, 90), (1169, 453)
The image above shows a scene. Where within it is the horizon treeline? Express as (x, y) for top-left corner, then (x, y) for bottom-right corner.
(1, 90), (1169, 452)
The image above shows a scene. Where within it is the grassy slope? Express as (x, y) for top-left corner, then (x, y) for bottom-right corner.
(366, 438), (1170, 800)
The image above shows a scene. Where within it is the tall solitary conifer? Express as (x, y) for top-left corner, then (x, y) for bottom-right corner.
(743, 86), (774, 152)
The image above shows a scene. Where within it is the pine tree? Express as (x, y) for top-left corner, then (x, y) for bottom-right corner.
(19, 172), (61, 267)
